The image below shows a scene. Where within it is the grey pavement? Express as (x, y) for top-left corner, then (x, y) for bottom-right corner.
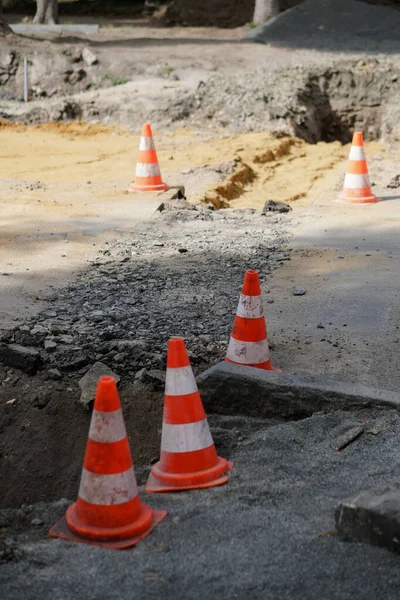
(266, 187), (400, 392)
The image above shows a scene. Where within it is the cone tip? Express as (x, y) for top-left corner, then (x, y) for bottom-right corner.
(94, 376), (121, 412)
(167, 337), (190, 368)
(242, 270), (261, 296)
(99, 376), (115, 384)
(352, 131), (364, 146)
(245, 270), (259, 280)
(142, 123), (153, 137)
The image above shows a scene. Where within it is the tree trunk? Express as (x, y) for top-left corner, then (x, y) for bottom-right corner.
(33, 0), (59, 25)
(253, 0), (280, 24)
(0, 0), (13, 36)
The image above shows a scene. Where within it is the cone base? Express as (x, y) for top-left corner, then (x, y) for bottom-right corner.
(146, 458), (234, 493)
(226, 358), (282, 372)
(336, 192), (377, 204)
(129, 182), (168, 193)
(49, 508), (167, 550)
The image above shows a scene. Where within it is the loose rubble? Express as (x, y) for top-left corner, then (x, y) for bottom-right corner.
(0, 205), (290, 381)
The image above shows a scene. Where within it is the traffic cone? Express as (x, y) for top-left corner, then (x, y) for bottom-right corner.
(129, 123), (168, 193)
(146, 338), (233, 493)
(225, 270), (281, 372)
(337, 132), (377, 204)
(50, 376), (167, 549)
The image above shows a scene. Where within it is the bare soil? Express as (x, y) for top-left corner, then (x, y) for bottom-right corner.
(0, 364), (164, 508)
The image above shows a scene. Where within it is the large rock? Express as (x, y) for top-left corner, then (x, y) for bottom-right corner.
(198, 361), (400, 419)
(335, 479), (400, 554)
(0, 344), (42, 375)
(78, 361), (120, 408)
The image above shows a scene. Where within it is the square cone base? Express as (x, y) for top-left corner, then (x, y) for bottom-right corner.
(49, 509), (167, 550)
(336, 193), (378, 204)
(128, 182), (168, 193)
(146, 461), (234, 493)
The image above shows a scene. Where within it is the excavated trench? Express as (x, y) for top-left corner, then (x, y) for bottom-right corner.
(194, 61), (400, 144)
(0, 367), (315, 509)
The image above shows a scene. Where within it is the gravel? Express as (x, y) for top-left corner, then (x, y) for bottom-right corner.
(2, 407), (400, 598)
(248, 0), (400, 53)
(0, 205), (290, 381)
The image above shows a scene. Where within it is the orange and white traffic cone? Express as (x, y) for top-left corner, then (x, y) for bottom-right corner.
(225, 270), (280, 372)
(50, 376), (167, 549)
(146, 338), (233, 493)
(129, 123), (168, 193)
(337, 132), (377, 204)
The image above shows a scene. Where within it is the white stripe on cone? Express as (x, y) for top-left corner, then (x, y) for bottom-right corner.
(343, 173), (371, 189)
(161, 419), (214, 453)
(135, 163), (161, 178)
(139, 136), (156, 151)
(236, 294), (263, 319)
(348, 146), (366, 161)
(88, 409), (127, 444)
(226, 337), (270, 365)
(165, 366), (198, 396)
(79, 467), (138, 505)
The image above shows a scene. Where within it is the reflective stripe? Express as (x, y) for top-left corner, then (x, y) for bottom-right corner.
(135, 162), (161, 178)
(165, 366), (198, 396)
(161, 419), (213, 453)
(139, 136), (155, 151)
(236, 294), (263, 319)
(88, 409), (127, 444)
(79, 467), (138, 506)
(349, 146), (366, 161)
(343, 173), (370, 189)
(226, 337), (270, 364)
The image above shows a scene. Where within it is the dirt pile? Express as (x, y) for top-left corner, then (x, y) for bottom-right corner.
(194, 59), (400, 142)
(0, 46), (106, 102)
(3, 57), (399, 143)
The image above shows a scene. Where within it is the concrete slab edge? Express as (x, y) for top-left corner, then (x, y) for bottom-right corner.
(10, 24), (100, 35)
(335, 479), (400, 554)
(198, 362), (400, 419)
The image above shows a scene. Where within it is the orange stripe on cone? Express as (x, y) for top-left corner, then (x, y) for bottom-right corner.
(337, 132), (377, 204)
(49, 376), (167, 549)
(225, 270), (280, 371)
(129, 123), (168, 193)
(146, 338), (233, 493)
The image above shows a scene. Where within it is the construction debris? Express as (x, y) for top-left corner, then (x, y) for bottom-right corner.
(78, 362), (120, 408)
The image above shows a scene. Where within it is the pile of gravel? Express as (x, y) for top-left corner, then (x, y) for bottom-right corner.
(0, 205), (291, 380)
(193, 59), (400, 142)
(247, 0), (400, 53)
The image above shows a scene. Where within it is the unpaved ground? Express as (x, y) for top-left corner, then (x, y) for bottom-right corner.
(1, 121), (372, 328)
